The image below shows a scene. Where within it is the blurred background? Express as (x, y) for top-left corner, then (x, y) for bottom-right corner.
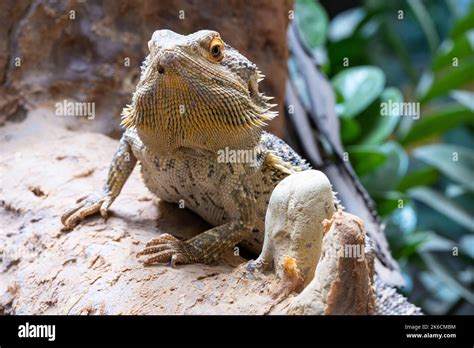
(0, 0), (472, 314)
(290, 0), (473, 314)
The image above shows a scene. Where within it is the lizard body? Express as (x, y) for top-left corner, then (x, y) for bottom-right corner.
(124, 128), (309, 255)
(61, 29), (420, 314)
(62, 29), (310, 265)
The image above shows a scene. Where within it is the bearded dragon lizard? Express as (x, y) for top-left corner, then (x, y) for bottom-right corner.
(61, 30), (421, 314)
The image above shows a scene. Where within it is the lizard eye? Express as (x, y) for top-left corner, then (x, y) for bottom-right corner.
(209, 37), (224, 61)
(211, 45), (220, 56)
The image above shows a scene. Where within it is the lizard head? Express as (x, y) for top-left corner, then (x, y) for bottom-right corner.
(121, 29), (277, 152)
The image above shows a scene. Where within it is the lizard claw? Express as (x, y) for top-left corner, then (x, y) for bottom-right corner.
(61, 193), (112, 230)
(136, 233), (194, 267)
(100, 195), (113, 220)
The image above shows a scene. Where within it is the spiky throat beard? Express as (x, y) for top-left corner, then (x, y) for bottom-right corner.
(121, 60), (276, 154)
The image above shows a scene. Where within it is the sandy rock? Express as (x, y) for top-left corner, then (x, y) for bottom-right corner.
(0, 112), (295, 314)
(0, 109), (375, 315)
(288, 211), (376, 315)
(255, 170), (335, 288)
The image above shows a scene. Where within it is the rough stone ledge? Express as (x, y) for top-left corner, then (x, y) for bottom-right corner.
(0, 111), (374, 314)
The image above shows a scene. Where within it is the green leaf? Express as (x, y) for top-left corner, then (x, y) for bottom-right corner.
(419, 271), (461, 314)
(443, 127), (474, 149)
(347, 145), (387, 176)
(340, 117), (361, 144)
(450, 6), (474, 39)
(397, 167), (440, 192)
(421, 252), (474, 304)
(415, 72), (434, 103)
(407, 0), (439, 54)
(433, 30), (474, 71)
(327, 36), (369, 76)
(418, 55), (474, 103)
(295, 0), (329, 48)
(413, 144), (474, 191)
(415, 201), (468, 240)
(360, 142), (408, 194)
(332, 66), (385, 118)
(450, 90), (474, 111)
(373, 191), (407, 217)
(394, 232), (429, 260)
(360, 87), (403, 145)
(380, 18), (418, 83)
(445, 184), (468, 197)
(409, 187), (474, 231)
(446, 0), (465, 18)
(460, 235), (474, 258)
(386, 205), (418, 237)
(401, 104), (474, 145)
(419, 232), (456, 252)
(328, 7), (366, 42)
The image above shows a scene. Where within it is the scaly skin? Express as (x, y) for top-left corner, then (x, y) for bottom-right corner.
(60, 30), (421, 314)
(62, 29), (310, 266)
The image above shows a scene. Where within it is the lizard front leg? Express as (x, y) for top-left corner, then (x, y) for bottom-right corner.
(137, 162), (256, 266)
(61, 136), (137, 229)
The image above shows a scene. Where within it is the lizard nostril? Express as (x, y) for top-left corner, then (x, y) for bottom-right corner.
(157, 64), (165, 74)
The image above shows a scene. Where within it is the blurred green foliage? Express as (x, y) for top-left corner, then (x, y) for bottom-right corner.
(293, 0), (474, 314)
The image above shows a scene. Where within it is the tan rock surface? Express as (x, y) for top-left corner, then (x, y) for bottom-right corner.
(0, 108), (376, 315)
(0, 108), (297, 314)
(256, 170), (335, 288)
(288, 211), (376, 315)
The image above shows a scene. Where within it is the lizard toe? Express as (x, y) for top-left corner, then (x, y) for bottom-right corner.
(60, 200), (86, 227)
(145, 233), (180, 247)
(138, 236), (193, 266)
(99, 197), (113, 219)
(61, 200), (102, 229)
(137, 244), (176, 257)
(142, 250), (175, 266)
